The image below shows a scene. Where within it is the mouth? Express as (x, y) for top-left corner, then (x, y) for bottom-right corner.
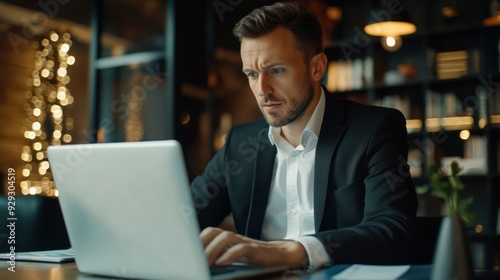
(261, 102), (282, 112)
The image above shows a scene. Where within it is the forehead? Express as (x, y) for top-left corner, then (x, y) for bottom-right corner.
(240, 27), (302, 66)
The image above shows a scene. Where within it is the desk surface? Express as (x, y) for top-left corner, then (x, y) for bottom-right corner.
(0, 261), (437, 280)
(0, 261), (308, 280)
(5, 258), (500, 280)
(0, 261), (80, 280)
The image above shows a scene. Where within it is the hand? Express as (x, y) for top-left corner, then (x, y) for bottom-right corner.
(200, 227), (308, 268)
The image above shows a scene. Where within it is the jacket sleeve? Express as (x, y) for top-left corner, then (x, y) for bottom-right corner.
(190, 129), (233, 231)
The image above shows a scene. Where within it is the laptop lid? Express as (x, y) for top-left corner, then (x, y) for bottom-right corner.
(47, 140), (286, 280)
(48, 140), (211, 279)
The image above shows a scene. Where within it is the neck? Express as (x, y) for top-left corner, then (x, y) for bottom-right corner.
(280, 85), (322, 147)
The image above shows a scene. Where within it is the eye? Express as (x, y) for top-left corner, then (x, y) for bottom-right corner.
(270, 68), (284, 75)
(245, 71), (258, 79)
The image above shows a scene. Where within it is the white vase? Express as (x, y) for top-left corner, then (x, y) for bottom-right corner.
(430, 216), (474, 280)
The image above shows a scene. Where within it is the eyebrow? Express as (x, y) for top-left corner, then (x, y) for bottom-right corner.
(242, 63), (284, 73)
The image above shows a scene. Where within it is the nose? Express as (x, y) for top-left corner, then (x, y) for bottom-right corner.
(256, 74), (272, 97)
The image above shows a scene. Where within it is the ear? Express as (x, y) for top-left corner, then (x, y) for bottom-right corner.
(310, 53), (328, 82)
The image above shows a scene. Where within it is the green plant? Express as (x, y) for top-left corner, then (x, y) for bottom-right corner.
(416, 160), (475, 227)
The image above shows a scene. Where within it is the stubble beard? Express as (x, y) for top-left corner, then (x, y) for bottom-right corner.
(262, 74), (314, 128)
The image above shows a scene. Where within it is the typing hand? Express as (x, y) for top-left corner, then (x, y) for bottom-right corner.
(200, 227), (307, 268)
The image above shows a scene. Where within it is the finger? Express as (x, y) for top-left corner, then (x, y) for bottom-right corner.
(205, 231), (245, 266)
(215, 243), (254, 266)
(217, 241), (299, 267)
(200, 227), (222, 247)
(205, 231), (239, 265)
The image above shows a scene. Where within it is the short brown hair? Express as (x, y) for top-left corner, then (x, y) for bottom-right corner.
(232, 1), (323, 62)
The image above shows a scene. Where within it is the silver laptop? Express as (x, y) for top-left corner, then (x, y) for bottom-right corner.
(47, 140), (287, 280)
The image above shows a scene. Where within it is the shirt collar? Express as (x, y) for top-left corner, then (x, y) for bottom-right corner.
(268, 88), (326, 146)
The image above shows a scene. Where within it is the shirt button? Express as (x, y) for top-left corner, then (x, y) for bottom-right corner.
(291, 208), (298, 215)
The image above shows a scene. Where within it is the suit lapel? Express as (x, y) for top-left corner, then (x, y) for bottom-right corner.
(314, 92), (347, 232)
(245, 129), (276, 239)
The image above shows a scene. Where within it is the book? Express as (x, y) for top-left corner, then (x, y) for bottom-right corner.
(435, 50), (469, 80)
(0, 248), (74, 263)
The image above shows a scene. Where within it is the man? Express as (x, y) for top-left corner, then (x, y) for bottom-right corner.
(191, 1), (418, 270)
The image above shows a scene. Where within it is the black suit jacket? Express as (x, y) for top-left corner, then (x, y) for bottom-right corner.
(191, 91), (418, 264)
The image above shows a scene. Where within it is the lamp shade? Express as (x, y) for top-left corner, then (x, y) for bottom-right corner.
(483, 14), (500, 26)
(363, 0), (417, 37)
(364, 21), (416, 37)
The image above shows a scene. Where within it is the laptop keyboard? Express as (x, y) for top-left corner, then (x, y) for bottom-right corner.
(210, 263), (262, 275)
(210, 265), (239, 275)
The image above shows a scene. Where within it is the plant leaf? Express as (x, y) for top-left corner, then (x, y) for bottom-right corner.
(460, 211), (476, 228)
(458, 197), (474, 212)
(451, 160), (462, 176)
(428, 162), (440, 175)
(415, 185), (430, 194)
(431, 189), (448, 199)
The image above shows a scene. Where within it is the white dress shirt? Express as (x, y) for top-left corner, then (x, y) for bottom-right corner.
(261, 89), (332, 269)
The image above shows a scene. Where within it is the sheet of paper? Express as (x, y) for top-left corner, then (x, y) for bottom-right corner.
(0, 248), (74, 263)
(331, 264), (410, 280)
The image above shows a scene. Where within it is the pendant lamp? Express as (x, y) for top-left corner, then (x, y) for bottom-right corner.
(363, 0), (417, 51)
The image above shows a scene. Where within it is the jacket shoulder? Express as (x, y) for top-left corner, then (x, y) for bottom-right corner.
(223, 118), (269, 147)
(328, 93), (407, 124)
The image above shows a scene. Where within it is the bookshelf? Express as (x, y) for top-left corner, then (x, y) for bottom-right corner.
(323, 0), (500, 274)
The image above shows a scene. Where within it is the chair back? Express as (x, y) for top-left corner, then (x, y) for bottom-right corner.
(0, 195), (70, 252)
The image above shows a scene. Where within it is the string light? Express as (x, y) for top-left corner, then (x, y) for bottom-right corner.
(124, 70), (145, 142)
(20, 31), (75, 197)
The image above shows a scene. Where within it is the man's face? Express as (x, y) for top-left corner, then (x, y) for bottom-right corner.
(240, 27), (315, 127)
